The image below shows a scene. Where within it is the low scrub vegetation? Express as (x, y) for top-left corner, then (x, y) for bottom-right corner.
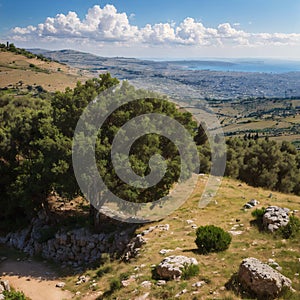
(278, 215), (300, 239)
(181, 263), (200, 279)
(195, 225), (232, 254)
(3, 290), (27, 300)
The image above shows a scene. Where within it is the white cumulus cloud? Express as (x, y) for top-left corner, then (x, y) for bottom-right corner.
(9, 4), (300, 53)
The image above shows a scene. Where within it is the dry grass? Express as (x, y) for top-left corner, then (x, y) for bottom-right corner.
(0, 51), (91, 92)
(63, 176), (300, 299)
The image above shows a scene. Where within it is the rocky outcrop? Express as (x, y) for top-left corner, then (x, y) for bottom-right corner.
(263, 206), (290, 232)
(122, 234), (146, 262)
(238, 257), (292, 299)
(0, 216), (141, 266)
(0, 279), (11, 299)
(156, 255), (198, 280)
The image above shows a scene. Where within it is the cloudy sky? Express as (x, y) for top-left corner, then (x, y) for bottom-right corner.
(1, 0), (300, 59)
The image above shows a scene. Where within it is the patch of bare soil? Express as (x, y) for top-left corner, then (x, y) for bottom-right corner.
(0, 258), (73, 300)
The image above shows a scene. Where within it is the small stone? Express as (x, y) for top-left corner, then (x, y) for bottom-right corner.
(228, 230), (243, 236)
(140, 281), (152, 288)
(121, 276), (135, 287)
(175, 289), (187, 297)
(56, 282), (65, 288)
(158, 224), (170, 231)
(156, 280), (166, 286)
(192, 281), (205, 288)
(78, 275), (88, 282)
(159, 249), (173, 255)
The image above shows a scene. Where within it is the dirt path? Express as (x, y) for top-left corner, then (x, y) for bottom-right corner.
(0, 259), (73, 300)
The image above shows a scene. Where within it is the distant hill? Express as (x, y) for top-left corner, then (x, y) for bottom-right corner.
(28, 48), (172, 80)
(0, 46), (91, 92)
(29, 48), (300, 101)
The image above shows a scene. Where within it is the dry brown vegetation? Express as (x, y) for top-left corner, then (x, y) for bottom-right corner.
(0, 51), (91, 92)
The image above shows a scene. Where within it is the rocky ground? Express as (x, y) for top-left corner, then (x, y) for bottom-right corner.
(0, 176), (299, 299)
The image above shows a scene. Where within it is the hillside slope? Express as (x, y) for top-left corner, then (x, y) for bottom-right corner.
(57, 175), (299, 300)
(0, 50), (91, 92)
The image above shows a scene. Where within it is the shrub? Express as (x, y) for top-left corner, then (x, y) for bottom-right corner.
(195, 225), (232, 254)
(278, 215), (300, 239)
(251, 207), (266, 229)
(3, 290), (26, 300)
(96, 265), (112, 277)
(251, 207), (266, 220)
(181, 263), (199, 279)
(109, 277), (122, 292)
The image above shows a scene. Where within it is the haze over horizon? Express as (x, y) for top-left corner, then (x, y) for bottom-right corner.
(1, 0), (300, 59)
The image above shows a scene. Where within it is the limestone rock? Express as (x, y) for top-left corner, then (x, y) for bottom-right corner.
(121, 276), (135, 287)
(156, 255), (198, 280)
(0, 215), (138, 266)
(263, 206), (290, 232)
(192, 281), (206, 288)
(175, 289), (187, 297)
(140, 281), (152, 288)
(56, 282), (65, 288)
(156, 280), (166, 286)
(123, 234), (146, 261)
(238, 257), (292, 299)
(159, 249), (174, 255)
(0, 280), (10, 292)
(244, 199), (259, 209)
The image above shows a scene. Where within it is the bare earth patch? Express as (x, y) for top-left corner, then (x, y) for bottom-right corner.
(0, 258), (73, 300)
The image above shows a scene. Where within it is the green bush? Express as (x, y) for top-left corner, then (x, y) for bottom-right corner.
(251, 207), (266, 220)
(3, 290), (26, 300)
(181, 263), (199, 279)
(96, 265), (112, 277)
(109, 277), (122, 292)
(251, 207), (266, 229)
(195, 225), (232, 254)
(278, 215), (300, 239)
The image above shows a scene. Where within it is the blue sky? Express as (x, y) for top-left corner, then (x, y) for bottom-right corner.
(1, 0), (300, 58)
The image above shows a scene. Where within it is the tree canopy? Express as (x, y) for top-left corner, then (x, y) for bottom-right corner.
(0, 74), (198, 230)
